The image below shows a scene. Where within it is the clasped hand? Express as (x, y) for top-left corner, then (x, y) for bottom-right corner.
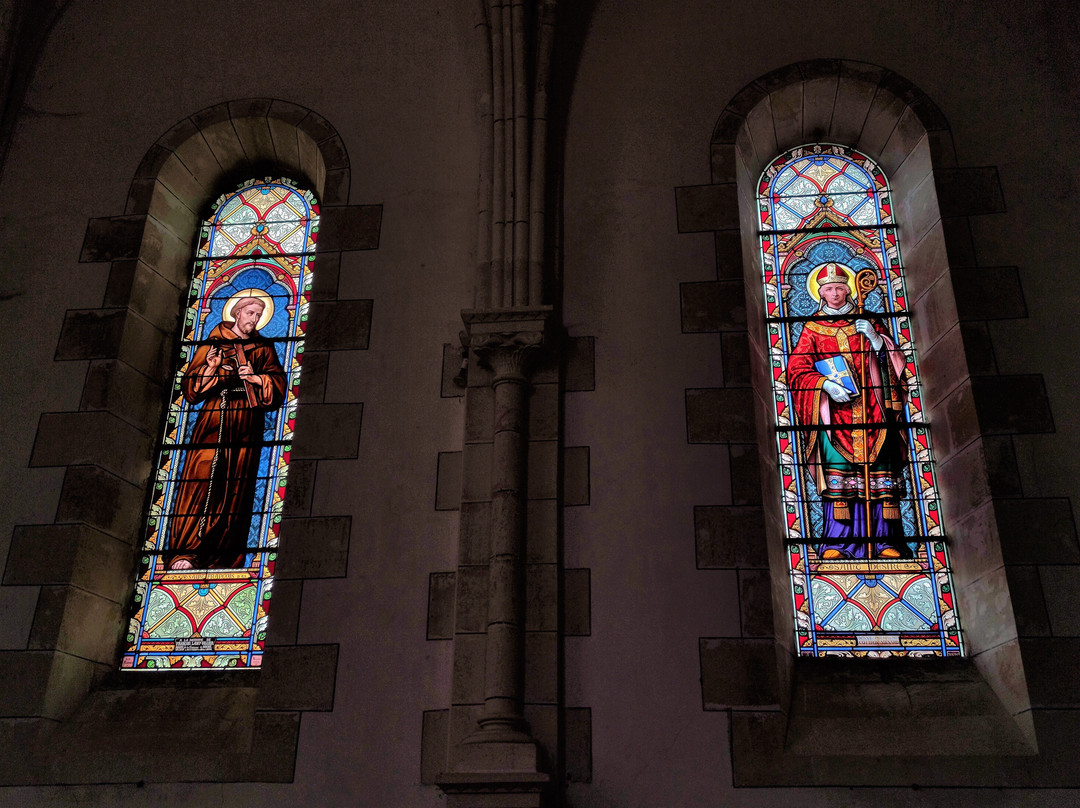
(236, 363), (261, 385)
(854, 319), (884, 351)
(203, 346), (260, 385)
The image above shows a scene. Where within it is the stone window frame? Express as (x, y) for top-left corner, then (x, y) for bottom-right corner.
(0, 98), (379, 785)
(681, 61), (1061, 784)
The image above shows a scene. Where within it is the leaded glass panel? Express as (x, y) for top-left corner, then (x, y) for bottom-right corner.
(759, 145), (962, 657)
(122, 178), (318, 669)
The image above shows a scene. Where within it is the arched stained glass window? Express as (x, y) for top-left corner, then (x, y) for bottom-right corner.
(759, 145), (963, 657)
(122, 178), (319, 669)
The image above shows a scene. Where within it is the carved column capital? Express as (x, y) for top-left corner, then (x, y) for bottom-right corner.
(462, 306), (555, 383)
(470, 330), (544, 381)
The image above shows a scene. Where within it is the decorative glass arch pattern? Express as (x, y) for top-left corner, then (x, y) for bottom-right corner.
(122, 178), (319, 669)
(758, 145), (963, 657)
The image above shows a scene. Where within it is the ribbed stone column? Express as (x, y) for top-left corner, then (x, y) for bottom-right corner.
(439, 310), (553, 805)
(476, 337), (535, 737)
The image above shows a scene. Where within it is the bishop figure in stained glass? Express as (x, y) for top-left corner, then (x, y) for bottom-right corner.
(759, 145), (963, 656)
(786, 261), (910, 560)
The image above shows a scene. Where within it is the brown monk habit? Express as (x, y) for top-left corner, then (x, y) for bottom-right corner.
(165, 322), (287, 570)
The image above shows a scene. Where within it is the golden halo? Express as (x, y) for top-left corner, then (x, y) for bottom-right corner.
(223, 288), (274, 330)
(805, 262), (855, 303)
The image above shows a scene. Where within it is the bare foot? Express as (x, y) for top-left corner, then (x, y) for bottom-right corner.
(170, 559), (194, 570)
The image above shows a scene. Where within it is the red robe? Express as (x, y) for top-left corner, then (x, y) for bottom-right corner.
(787, 315), (907, 499)
(165, 323), (287, 569)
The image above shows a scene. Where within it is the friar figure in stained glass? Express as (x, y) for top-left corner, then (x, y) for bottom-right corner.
(165, 295), (287, 570)
(786, 261), (912, 560)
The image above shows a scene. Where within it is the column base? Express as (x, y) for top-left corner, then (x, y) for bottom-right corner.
(436, 771), (551, 808)
(453, 731), (542, 772)
(438, 731), (551, 807)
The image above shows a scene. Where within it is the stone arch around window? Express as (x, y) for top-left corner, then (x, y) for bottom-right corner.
(1, 99), (381, 784)
(679, 62), (1069, 784)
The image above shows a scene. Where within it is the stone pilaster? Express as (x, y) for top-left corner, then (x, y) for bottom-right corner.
(438, 307), (555, 806)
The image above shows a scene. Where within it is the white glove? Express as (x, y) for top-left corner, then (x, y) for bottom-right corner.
(854, 319), (884, 352)
(822, 379), (853, 403)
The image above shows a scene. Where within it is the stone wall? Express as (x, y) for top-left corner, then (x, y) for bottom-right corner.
(0, 1), (1078, 806)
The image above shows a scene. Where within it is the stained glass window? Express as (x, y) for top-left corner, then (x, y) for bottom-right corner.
(122, 178), (318, 669)
(758, 145), (963, 657)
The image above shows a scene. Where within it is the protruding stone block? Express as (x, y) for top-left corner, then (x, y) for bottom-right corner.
(30, 411), (153, 484)
(305, 300), (372, 351)
(680, 280), (746, 332)
(291, 403), (363, 459)
(257, 644), (338, 711)
(54, 308), (127, 360)
(565, 336), (595, 392)
(442, 343), (467, 398)
(318, 205), (382, 251)
(276, 516), (351, 579)
(437, 451), (463, 511)
(5, 524), (134, 600)
(700, 638), (780, 707)
(695, 505), (767, 568)
(421, 709), (450, 785)
(27, 586), (124, 666)
(564, 568), (591, 636)
(427, 572), (455, 640)
(56, 464), (144, 540)
(80, 215), (147, 263)
(265, 579), (303, 646)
